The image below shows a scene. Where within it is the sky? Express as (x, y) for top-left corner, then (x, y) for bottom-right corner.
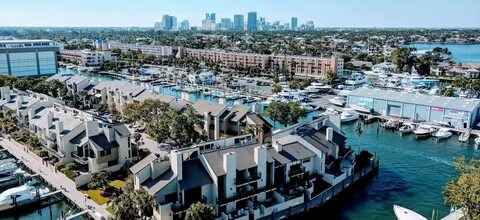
(1, 0), (479, 28)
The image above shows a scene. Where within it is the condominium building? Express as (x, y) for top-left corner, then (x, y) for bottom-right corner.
(130, 116), (356, 220)
(247, 12), (258, 31)
(108, 41), (173, 57)
(233, 15), (245, 31)
(177, 48), (344, 78)
(59, 50), (116, 67)
(291, 17), (298, 30)
(0, 39), (59, 77)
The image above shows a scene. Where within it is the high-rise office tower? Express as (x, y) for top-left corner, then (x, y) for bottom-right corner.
(179, 20), (190, 31)
(247, 11), (257, 31)
(206, 13), (216, 22)
(220, 18), (233, 30)
(171, 16), (177, 31)
(162, 14), (174, 30)
(233, 14), (244, 31)
(291, 17), (298, 30)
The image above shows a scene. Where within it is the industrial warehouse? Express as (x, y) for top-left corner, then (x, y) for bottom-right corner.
(347, 87), (480, 129)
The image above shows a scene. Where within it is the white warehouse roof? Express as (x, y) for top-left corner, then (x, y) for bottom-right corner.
(349, 87), (480, 112)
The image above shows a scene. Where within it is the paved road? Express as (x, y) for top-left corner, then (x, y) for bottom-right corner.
(0, 138), (110, 220)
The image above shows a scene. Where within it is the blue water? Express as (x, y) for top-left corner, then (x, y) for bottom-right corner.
(336, 122), (479, 220)
(405, 43), (480, 63)
(59, 68), (480, 219)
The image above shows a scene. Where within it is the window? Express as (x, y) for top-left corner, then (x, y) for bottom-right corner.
(303, 158), (311, 163)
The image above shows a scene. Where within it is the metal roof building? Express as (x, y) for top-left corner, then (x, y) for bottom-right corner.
(347, 87), (480, 128)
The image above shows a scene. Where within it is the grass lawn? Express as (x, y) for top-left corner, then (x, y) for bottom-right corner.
(106, 205), (114, 213)
(109, 180), (125, 189)
(81, 189), (109, 205)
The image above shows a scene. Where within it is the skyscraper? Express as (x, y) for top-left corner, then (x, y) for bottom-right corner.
(206, 13), (216, 22)
(162, 14), (174, 30)
(179, 20), (190, 31)
(291, 17), (298, 30)
(171, 16), (177, 31)
(247, 11), (257, 31)
(233, 14), (244, 31)
(220, 18), (232, 30)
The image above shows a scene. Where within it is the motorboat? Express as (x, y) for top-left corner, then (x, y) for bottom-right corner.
(382, 119), (401, 130)
(345, 72), (368, 86)
(349, 103), (372, 114)
(244, 96), (261, 103)
(328, 97), (346, 107)
(393, 205), (427, 220)
(66, 65), (77, 70)
(306, 82), (332, 93)
(433, 128), (453, 139)
(202, 90), (213, 96)
(300, 103), (315, 112)
(0, 159), (16, 165)
(474, 137), (480, 149)
(387, 77), (402, 87)
(0, 184), (50, 212)
(320, 108), (338, 117)
(77, 66), (88, 72)
(413, 125), (434, 138)
(399, 123), (414, 134)
(340, 110), (359, 123)
(0, 162), (18, 175)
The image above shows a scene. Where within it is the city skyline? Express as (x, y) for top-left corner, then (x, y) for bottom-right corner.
(1, 0), (479, 28)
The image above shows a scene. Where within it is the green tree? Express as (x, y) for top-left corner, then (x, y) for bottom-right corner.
(272, 83), (282, 94)
(324, 70), (338, 85)
(122, 99), (169, 123)
(444, 157), (480, 220)
(391, 47), (415, 73)
(185, 202), (215, 220)
(110, 177), (154, 220)
(265, 102), (307, 127)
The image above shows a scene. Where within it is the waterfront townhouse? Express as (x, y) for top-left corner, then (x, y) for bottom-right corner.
(192, 100), (261, 140)
(177, 47), (344, 78)
(0, 86), (59, 127)
(49, 74), (95, 94)
(130, 116), (355, 220)
(347, 87), (480, 128)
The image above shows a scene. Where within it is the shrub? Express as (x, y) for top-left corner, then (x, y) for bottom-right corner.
(65, 162), (77, 171)
(88, 181), (102, 190)
(61, 168), (78, 180)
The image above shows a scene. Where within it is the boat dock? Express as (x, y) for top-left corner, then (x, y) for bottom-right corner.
(0, 139), (110, 219)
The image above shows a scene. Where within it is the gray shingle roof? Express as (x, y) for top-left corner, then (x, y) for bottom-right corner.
(143, 169), (176, 195)
(230, 105), (249, 123)
(349, 87), (480, 112)
(192, 100), (227, 117)
(129, 153), (158, 174)
(202, 143), (262, 177)
(114, 124), (131, 137)
(282, 142), (316, 160)
(89, 134), (118, 151)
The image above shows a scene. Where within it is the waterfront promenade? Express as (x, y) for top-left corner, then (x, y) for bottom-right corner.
(0, 138), (110, 220)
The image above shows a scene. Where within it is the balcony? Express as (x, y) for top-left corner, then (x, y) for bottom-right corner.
(217, 185), (276, 206)
(288, 167), (306, 177)
(235, 172), (261, 186)
(46, 133), (57, 142)
(71, 152), (89, 165)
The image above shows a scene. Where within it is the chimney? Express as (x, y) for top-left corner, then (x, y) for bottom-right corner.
(223, 152), (237, 198)
(16, 96), (24, 110)
(56, 120), (64, 135)
(255, 145), (267, 188)
(46, 111), (53, 128)
(86, 120), (99, 137)
(326, 127), (333, 142)
(28, 109), (35, 120)
(103, 124), (115, 142)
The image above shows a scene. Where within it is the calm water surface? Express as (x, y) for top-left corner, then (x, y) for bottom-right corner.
(405, 43), (480, 63)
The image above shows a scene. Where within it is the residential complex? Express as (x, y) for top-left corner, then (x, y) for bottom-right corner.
(108, 41), (173, 57)
(59, 50), (117, 67)
(130, 116), (360, 220)
(0, 39), (59, 77)
(177, 47), (344, 78)
(0, 86), (134, 182)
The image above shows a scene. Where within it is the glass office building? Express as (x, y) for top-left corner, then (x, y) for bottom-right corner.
(0, 39), (59, 77)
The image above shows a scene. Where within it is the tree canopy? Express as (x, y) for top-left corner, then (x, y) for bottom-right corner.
(265, 102), (307, 127)
(110, 177), (154, 220)
(185, 202), (215, 220)
(122, 98), (170, 123)
(444, 156), (480, 220)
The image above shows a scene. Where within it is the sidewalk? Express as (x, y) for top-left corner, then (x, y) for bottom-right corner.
(0, 139), (111, 220)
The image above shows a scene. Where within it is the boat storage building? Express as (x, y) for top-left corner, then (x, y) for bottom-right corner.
(347, 87), (480, 129)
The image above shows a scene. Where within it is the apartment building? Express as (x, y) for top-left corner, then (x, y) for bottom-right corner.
(130, 116), (355, 220)
(177, 47), (344, 78)
(59, 49), (116, 67)
(0, 39), (59, 77)
(49, 74), (95, 94)
(109, 41), (173, 57)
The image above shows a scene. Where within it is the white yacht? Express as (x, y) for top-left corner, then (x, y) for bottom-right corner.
(349, 103), (372, 114)
(300, 103), (315, 112)
(474, 137), (480, 149)
(202, 90), (213, 96)
(413, 125), (434, 138)
(328, 97), (346, 107)
(393, 205), (427, 220)
(77, 66), (88, 72)
(0, 159), (16, 165)
(345, 72), (368, 86)
(0, 184), (50, 212)
(320, 108), (338, 116)
(433, 128), (453, 139)
(306, 82), (332, 93)
(340, 110), (359, 123)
